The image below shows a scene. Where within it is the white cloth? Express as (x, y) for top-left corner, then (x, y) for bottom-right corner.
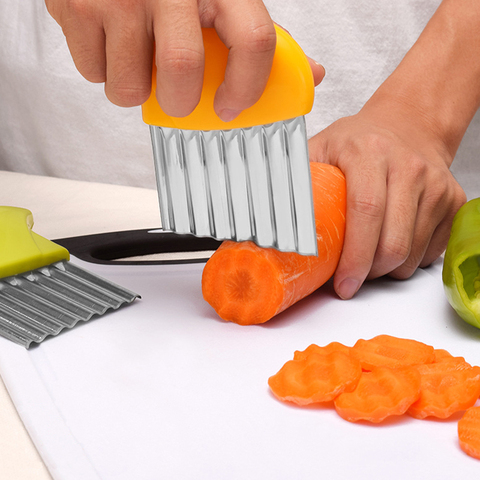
(0, 2), (154, 188)
(0, 1), (478, 197)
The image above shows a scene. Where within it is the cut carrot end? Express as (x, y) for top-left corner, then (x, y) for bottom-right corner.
(202, 241), (284, 325)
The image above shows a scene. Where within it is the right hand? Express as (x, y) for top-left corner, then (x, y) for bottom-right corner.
(45, 0), (279, 121)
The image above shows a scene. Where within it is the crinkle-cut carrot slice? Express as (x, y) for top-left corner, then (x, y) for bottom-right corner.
(334, 366), (421, 423)
(407, 362), (480, 419)
(293, 342), (351, 361)
(350, 335), (435, 371)
(268, 351), (362, 405)
(458, 407), (480, 460)
(433, 349), (467, 365)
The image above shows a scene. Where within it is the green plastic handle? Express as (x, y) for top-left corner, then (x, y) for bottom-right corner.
(0, 206), (69, 279)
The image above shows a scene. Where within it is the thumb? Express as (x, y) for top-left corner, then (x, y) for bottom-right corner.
(307, 57), (325, 86)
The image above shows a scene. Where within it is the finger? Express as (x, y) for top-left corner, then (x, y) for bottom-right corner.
(367, 167), (420, 279)
(152, 0), (204, 117)
(308, 57), (326, 86)
(418, 187), (466, 268)
(333, 161), (388, 299)
(387, 202), (443, 280)
(104, 8), (154, 107)
(417, 214), (456, 269)
(51, 5), (107, 83)
(391, 182), (466, 277)
(212, 0), (276, 122)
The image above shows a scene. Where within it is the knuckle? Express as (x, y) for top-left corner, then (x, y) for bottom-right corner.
(49, 0), (102, 30)
(389, 262), (417, 280)
(360, 132), (390, 154)
(65, 0), (94, 18)
(107, 81), (151, 107)
(349, 194), (384, 220)
(157, 46), (204, 77)
(423, 171), (465, 212)
(377, 235), (411, 267)
(422, 185), (447, 210)
(340, 132), (390, 163)
(240, 23), (277, 54)
(66, 0), (134, 17)
(404, 153), (428, 181)
(453, 186), (467, 210)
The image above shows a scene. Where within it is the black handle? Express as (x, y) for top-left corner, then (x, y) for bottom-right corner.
(53, 229), (222, 266)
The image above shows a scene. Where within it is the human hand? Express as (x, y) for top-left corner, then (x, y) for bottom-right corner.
(45, 0), (324, 120)
(45, 0), (276, 120)
(308, 97), (467, 300)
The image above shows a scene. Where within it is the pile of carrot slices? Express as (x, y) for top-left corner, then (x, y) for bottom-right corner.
(268, 334), (480, 460)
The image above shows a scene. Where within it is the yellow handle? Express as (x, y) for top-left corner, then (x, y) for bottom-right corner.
(0, 206), (69, 279)
(142, 25), (314, 131)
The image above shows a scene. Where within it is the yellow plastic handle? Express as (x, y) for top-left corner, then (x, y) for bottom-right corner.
(0, 206), (69, 279)
(142, 25), (314, 131)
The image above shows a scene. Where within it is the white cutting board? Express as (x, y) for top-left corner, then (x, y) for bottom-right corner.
(0, 257), (479, 480)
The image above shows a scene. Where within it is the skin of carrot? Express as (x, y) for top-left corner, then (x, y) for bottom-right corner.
(458, 407), (480, 460)
(201, 162), (346, 325)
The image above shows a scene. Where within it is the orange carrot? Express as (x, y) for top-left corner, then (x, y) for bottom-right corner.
(458, 407), (480, 460)
(407, 362), (480, 419)
(334, 366), (421, 423)
(268, 351), (362, 405)
(433, 348), (467, 365)
(202, 162), (346, 325)
(350, 335), (435, 371)
(293, 342), (351, 361)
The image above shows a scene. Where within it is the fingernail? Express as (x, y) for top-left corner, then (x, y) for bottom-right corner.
(219, 108), (241, 122)
(337, 278), (361, 300)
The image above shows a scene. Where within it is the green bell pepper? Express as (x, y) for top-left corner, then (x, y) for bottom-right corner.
(443, 197), (480, 329)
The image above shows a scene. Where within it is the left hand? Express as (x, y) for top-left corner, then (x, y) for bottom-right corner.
(308, 97), (467, 299)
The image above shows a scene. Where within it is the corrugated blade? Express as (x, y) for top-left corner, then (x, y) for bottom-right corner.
(150, 116), (318, 256)
(0, 261), (139, 348)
